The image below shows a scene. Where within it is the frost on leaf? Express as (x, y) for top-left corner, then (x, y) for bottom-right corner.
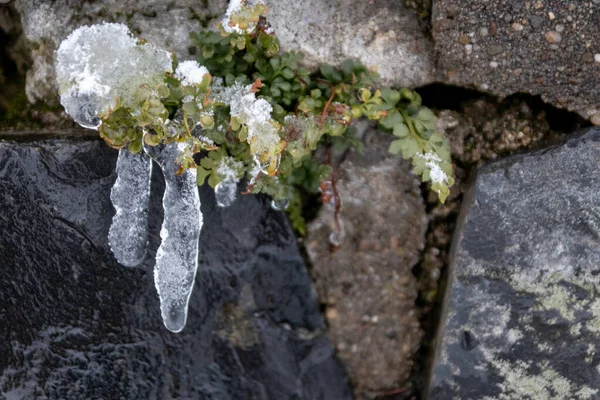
(143, 137), (202, 333)
(221, 0), (266, 34)
(413, 151), (455, 203)
(55, 22), (173, 129)
(109, 149), (152, 267)
(214, 82), (283, 175)
(214, 156), (244, 207)
(174, 60), (209, 87)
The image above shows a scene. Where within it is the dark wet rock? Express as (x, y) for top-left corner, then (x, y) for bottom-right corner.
(432, 0), (600, 123)
(0, 139), (351, 399)
(428, 127), (600, 399)
(306, 129), (427, 398)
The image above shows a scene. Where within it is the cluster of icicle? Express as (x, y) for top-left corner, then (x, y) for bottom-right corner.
(55, 23), (204, 333)
(109, 142), (201, 333)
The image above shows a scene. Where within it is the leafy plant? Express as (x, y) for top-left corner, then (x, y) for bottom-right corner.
(97, 0), (454, 231)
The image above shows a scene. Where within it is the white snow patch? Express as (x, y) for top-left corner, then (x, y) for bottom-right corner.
(418, 152), (450, 185)
(174, 60), (209, 86)
(216, 156), (244, 182)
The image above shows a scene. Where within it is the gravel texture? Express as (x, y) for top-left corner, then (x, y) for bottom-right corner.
(432, 0), (600, 123)
(306, 129), (427, 398)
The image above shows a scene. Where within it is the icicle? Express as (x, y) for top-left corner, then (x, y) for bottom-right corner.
(143, 137), (202, 333)
(108, 149), (152, 267)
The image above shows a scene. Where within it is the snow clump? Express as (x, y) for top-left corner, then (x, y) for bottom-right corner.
(55, 22), (173, 129)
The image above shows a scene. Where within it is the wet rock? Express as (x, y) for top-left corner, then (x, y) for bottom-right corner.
(306, 130), (427, 398)
(428, 127), (600, 399)
(265, 0), (436, 88)
(432, 0), (600, 122)
(0, 139), (351, 399)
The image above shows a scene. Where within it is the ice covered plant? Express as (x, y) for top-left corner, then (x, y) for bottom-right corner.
(55, 0), (454, 332)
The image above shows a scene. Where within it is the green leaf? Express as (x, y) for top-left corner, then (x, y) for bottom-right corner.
(380, 87), (400, 107)
(281, 68), (294, 79)
(269, 57), (281, 71)
(401, 137), (421, 159)
(196, 166), (211, 185)
(416, 108), (435, 121)
(208, 169), (220, 188)
(392, 122), (409, 138)
(319, 64), (342, 83)
(388, 139), (404, 155)
(430, 132), (445, 145)
(200, 157), (215, 169)
(358, 88), (371, 102)
(379, 109), (404, 130)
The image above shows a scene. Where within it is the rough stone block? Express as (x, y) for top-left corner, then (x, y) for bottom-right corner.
(429, 128), (600, 399)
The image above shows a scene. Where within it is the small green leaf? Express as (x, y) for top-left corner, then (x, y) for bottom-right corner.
(269, 57), (281, 71)
(319, 64), (342, 83)
(196, 166), (211, 185)
(380, 87), (400, 107)
(416, 108), (435, 121)
(430, 132), (445, 144)
(281, 68), (294, 79)
(379, 109), (404, 130)
(393, 122), (409, 138)
(358, 88), (371, 102)
(401, 137), (421, 159)
(388, 139), (404, 155)
(200, 157), (215, 169)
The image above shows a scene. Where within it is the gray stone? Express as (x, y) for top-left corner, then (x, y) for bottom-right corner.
(432, 0), (600, 123)
(265, 0), (437, 88)
(306, 129), (427, 397)
(428, 127), (600, 399)
(0, 138), (351, 399)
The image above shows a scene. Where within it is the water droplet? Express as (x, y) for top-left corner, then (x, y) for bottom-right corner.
(271, 198), (290, 211)
(329, 231), (342, 246)
(215, 180), (237, 207)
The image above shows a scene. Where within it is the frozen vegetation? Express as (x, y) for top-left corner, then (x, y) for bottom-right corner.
(55, 23), (173, 128)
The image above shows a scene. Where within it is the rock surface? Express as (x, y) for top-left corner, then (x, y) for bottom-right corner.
(432, 0), (600, 123)
(0, 139), (351, 399)
(306, 130), (427, 398)
(265, 0), (436, 88)
(429, 127), (600, 399)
